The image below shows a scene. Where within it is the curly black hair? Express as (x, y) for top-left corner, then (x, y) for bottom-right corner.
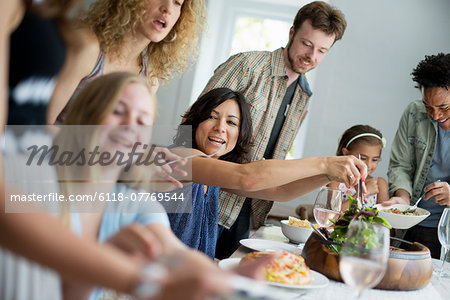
(173, 88), (254, 164)
(411, 53), (450, 90)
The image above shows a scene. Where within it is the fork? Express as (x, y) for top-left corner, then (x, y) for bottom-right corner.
(164, 143), (225, 166)
(404, 194), (424, 213)
(405, 180), (442, 213)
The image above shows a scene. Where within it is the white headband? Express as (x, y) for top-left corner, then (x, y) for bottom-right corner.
(345, 133), (386, 148)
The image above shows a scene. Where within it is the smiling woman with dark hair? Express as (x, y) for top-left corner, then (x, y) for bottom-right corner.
(167, 87), (368, 258)
(174, 87), (253, 164)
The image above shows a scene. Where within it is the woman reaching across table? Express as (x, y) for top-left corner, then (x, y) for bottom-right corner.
(166, 88), (368, 258)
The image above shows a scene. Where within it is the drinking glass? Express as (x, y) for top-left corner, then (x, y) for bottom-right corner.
(437, 207), (450, 277)
(313, 186), (342, 227)
(339, 220), (390, 298)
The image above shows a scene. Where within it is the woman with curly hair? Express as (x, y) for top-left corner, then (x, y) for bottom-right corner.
(47, 0), (205, 124)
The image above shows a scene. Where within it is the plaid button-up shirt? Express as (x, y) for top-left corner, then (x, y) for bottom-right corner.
(202, 47), (312, 229)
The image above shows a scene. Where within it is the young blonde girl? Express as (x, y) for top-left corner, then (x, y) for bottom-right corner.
(329, 125), (389, 210)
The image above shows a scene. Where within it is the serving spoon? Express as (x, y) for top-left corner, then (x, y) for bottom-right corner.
(404, 194), (424, 213)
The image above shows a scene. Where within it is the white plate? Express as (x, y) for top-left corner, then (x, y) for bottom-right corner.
(218, 258), (329, 289)
(239, 238), (304, 254)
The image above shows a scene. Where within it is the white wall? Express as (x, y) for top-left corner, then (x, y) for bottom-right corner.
(155, 0), (450, 212)
(285, 0), (450, 209)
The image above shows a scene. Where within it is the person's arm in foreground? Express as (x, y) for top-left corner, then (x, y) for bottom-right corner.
(110, 223), (270, 299)
(0, 1), (139, 294)
(0, 185), (142, 293)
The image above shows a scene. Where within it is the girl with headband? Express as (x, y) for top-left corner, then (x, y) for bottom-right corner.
(329, 124), (389, 210)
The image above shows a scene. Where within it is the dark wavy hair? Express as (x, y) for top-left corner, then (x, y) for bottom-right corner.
(336, 125), (383, 156)
(412, 53), (450, 90)
(174, 88), (253, 164)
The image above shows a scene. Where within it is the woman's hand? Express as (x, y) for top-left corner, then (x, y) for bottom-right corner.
(106, 224), (162, 263)
(151, 146), (188, 189)
(325, 155), (368, 187)
(425, 180), (450, 206)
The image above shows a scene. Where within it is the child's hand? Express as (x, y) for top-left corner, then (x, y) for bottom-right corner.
(364, 177), (379, 195)
(381, 196), (409, 206)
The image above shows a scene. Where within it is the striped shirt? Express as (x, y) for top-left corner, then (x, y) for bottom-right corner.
(202, 47), (312, 229)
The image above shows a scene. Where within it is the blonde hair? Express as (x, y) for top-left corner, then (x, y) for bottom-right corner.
(57, 72), (156, 220)
(63, 72), (155, 125)
(84, 0), (206, 82)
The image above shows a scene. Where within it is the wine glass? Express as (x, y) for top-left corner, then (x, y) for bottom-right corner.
(437, 207), (450, 277)
(339, 220), (390, 298)
(313, 186), (342, 227)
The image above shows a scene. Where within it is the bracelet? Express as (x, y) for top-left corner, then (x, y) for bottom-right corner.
(133, 262), (168, 299)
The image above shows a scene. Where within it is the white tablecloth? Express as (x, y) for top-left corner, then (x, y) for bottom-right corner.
(229, 225), (450, 300)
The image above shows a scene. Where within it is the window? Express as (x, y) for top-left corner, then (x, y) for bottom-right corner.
(230, 17), (291, 55)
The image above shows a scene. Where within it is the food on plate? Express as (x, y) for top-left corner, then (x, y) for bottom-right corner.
(382, 208), (425, 216)
(288, 216), (319, 229)
(239, 251), (312, 285)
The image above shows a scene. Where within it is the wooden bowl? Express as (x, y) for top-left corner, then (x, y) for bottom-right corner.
(301, 233), (433, 291)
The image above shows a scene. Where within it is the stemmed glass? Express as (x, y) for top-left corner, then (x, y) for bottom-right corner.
(437, 207), (450, 277)
(313, 186), (342, 227)
(339, 220), (390, 298)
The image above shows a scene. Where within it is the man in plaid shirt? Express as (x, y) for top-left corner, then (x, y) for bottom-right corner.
(202, 1), (347, 259)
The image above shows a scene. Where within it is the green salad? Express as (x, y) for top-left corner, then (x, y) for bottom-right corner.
(330, 195), (391, 252)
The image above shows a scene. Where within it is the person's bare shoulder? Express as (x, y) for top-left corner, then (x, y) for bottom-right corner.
(62, 24), (99, 57)
(46, 26), (100, 123)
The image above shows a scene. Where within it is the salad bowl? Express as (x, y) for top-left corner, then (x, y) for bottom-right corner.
(302, 196), (432, 290)
(302, 231), (433, 290)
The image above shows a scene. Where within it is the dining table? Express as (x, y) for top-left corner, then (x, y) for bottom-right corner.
(226, 224), (450, 300)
